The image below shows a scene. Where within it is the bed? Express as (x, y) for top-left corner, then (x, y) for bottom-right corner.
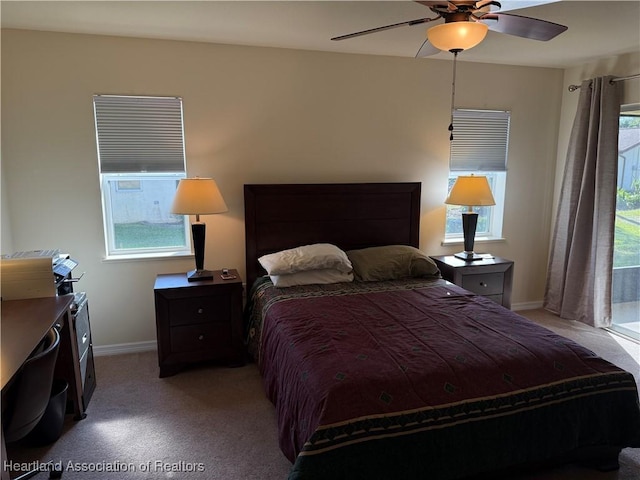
(243, 182), (640, 480)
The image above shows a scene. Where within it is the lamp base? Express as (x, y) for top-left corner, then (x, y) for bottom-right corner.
(186, 269), (214, 282)
(454, 251), (485, 262)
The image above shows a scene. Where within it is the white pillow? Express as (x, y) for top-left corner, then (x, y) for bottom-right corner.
(258, 243), (352, 275)
(270, 269), (354, 287)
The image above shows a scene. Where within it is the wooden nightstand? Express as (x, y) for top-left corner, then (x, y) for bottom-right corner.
(154, 270), (244, 378)
(430, 255), (514, 309)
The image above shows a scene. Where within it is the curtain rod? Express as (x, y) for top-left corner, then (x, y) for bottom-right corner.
(568, 73), (640, 92)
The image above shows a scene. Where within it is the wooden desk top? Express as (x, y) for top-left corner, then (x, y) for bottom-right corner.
(1, 295), (73, 390)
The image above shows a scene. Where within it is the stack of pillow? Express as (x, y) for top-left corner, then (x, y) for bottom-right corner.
(258, 243), (440, 287)
(258, 243), (353, 288)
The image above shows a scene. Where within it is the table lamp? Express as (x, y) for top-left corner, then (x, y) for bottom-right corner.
(171, 177), (228, 281)
(445, 174), (495, 261)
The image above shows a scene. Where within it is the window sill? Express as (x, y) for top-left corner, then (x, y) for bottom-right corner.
(103, 251), (193, 263)
(441, 236), (506, 247)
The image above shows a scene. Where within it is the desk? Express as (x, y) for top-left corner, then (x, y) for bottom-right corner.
(1, 295), (83, 480)
(2, 296), (72, 389)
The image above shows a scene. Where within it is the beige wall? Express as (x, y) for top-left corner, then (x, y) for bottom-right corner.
(1, 29), (564, 349)
(1, 166), (13, 255)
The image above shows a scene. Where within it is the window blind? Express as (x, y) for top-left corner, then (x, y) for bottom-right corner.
(450, 109), (510, 172)
(94, 95), (186, 173)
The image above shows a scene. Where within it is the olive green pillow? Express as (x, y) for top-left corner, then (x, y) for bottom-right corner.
(346, 245), (440, 282)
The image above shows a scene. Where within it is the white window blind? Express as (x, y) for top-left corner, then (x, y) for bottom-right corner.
(93, 95), (186, 173)
(450, 109), (510, 172)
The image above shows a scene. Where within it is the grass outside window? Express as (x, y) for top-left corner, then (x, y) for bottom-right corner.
(114, 222), (186, 249)
(614, 208), (640, 268)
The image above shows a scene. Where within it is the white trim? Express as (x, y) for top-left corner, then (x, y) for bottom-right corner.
(93, 341), (157, 357)
(512, 301), (544, 311)
(441, 236), (506, 247)
(102, 251), (193, 262)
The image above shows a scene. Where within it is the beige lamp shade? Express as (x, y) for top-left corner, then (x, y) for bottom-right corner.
(427, 21), (489, 52)
(171, 177), (228, 215)
(445, 175), (496, 207)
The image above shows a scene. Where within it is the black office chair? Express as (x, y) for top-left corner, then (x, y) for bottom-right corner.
(3, 327), (63, 479)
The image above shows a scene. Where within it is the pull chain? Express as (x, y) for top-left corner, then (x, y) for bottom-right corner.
(448, 50), (459, 141)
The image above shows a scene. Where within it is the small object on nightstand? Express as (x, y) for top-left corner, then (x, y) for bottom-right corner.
(221, 268), (237, 280)
(430, 255), (513, 309)
(154, 270), (244, 377)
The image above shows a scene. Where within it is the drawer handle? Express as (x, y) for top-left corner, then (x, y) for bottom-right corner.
(480, 282), (488, 288)
(197, 308), (204, 314)
(198, 334), (205, 341)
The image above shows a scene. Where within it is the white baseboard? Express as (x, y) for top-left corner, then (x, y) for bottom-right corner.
(512, 301), (544, 311)
(93, 341), (157, 357)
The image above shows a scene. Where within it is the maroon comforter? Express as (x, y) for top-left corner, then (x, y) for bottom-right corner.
(245, 277), (640, 479)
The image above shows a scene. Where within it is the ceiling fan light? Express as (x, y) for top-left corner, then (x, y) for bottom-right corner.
(427, 21), (489, 52)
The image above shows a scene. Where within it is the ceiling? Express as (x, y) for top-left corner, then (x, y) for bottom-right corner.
(2, 1), (639, 68)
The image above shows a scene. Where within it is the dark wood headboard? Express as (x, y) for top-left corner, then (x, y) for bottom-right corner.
(243, 183), (421, 288)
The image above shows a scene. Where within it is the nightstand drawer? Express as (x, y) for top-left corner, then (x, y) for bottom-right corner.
(484, 294), (503, 305)
(170, 323), (231, 353)
(462, 272), (504, 296)
(168, 295), (230, 326)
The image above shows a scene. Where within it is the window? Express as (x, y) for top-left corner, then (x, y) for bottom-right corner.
(93, 95), (190, 258)
(610, 105), (640, 341)
(445, 109), (510, 240)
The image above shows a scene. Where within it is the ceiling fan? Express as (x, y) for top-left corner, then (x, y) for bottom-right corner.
(331, 1), (568, 57)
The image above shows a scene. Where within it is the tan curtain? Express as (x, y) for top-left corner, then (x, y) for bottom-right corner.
(544, 76), (621, 327)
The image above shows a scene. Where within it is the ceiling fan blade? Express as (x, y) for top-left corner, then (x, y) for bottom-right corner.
(331, 17), (438, 41)
(415, 39), (441, 58)
(478, 12), (567, 40)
